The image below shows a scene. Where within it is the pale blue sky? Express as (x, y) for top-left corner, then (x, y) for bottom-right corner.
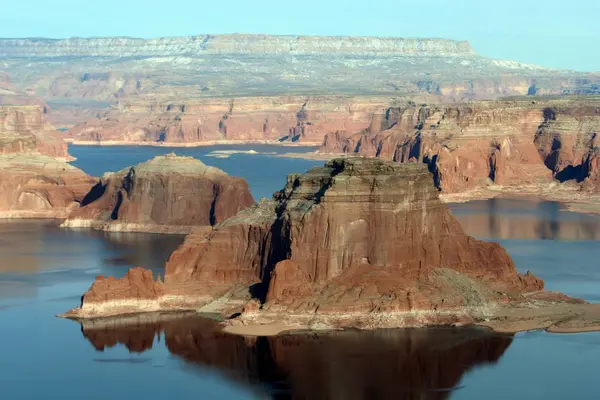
(2, 0), (598, 71)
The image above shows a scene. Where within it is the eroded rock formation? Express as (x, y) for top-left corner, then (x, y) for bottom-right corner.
(0, 154), (95, 218)
(3, 35), (600, 132)
(64, 158), (553, 328)
(66, 96), (391, 145)
(319, 98), (600, 195)
(0, 105), (72, 160)
(62, 154), (254, 234)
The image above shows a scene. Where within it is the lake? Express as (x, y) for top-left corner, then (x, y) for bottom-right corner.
(1, 145), (599, 399)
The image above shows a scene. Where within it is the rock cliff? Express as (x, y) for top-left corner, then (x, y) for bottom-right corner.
(0, 105), (71, 160)
(0, 36), (477, 57)
(2, 34), (599, 131)
(319, 97), (600, 195)
(0, 153), (95, 218)
(62, 154), (254, 234)
(64, 158), (557, 329)
(0, 105), (94, 218)
(66, 96), (392, 145)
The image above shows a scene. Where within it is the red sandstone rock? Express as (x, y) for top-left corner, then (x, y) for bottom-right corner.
(0, 154), (95, 218)
(84, 268), (164, 304)
(65, 96), (390, 145)
(62, 154), (254, 233)
(0, 105), (72, 160)
(65, 158), (548, 322)
(319, 99), (600, 194)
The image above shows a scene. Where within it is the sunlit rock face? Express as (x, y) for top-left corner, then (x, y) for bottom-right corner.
(62, 154), (254, 234)
(65, 158), (542, 321)
(0, 105), (71, 160)
(0, 154), (95, 218)
(2, 35), (599, 134)
(320, 98), (600, 194)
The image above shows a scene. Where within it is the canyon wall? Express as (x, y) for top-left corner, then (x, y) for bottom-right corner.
(0, 105), (71, 159)
(0, 105), (95, 218)
(62, 154), (254, 233)
(320, 97), (600, 194)
(66, 96), (393, 145)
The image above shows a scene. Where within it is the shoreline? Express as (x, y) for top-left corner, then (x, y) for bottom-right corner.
(60, 300), (600, 337)
(65, 139), (322, 147)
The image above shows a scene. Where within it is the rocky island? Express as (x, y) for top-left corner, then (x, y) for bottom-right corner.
(61, 158), (600, 334)
(62, 154), (254, 234)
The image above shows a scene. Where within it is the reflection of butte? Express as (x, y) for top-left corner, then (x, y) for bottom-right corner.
(454, 202), (600, 240)
(79, 314), (512, 400)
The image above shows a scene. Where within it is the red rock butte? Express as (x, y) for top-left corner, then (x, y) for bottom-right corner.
(61, 154), (254, 234)
(60, 157), (600, 333)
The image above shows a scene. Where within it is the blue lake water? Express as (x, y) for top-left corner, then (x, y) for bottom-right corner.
(1, 145), (600, 399)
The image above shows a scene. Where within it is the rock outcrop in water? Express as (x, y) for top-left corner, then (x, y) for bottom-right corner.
(0, 154), (95, 218)
(62, 154), (254, 234)
(319, 98), (600, 198)
(64, 157), (565, 331)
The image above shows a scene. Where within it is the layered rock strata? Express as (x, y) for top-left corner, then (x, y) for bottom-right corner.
(66, 96), (392, 145)
(0, 153), (95, 218)
(62, 154), (254, 234)
(0, 105), (72, 160)
(3, 35), (600, 131)
(59, 158), (600, 334)
(319, 97), (600, 196)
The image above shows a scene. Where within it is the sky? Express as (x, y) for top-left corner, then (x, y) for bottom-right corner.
(1, 0), (598, 72)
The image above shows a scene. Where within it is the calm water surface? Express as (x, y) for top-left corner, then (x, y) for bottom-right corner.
(1, 145), (599, 399)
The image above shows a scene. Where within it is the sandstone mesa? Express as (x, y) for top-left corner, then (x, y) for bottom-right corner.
(0, 105), (95, 218)
(62, 154), (254, 234)
(2, 34), (600, 135)
(61, 158), (600, 334)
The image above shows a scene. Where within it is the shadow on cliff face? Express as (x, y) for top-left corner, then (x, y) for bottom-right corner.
(78, 314), (512, 399)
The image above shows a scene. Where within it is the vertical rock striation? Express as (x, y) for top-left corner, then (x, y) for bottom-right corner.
(320, 98), (600, 194)
(62, 154), (254, 234)
(64, 158), (543, 323)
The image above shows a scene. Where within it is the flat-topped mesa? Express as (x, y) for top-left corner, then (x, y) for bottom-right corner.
(0, 154), (95, 218)
(0, 36), (476, 57)
(0, 105), (72, 160)
(63, 157), (552, 325)
(61, 154), (254, 234)
(319, 98), (600, 194)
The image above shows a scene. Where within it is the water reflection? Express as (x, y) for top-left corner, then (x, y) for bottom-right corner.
(451, 199), (600, 240)
(78, 314), (513, 400)
(0, 220), (183, 275)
